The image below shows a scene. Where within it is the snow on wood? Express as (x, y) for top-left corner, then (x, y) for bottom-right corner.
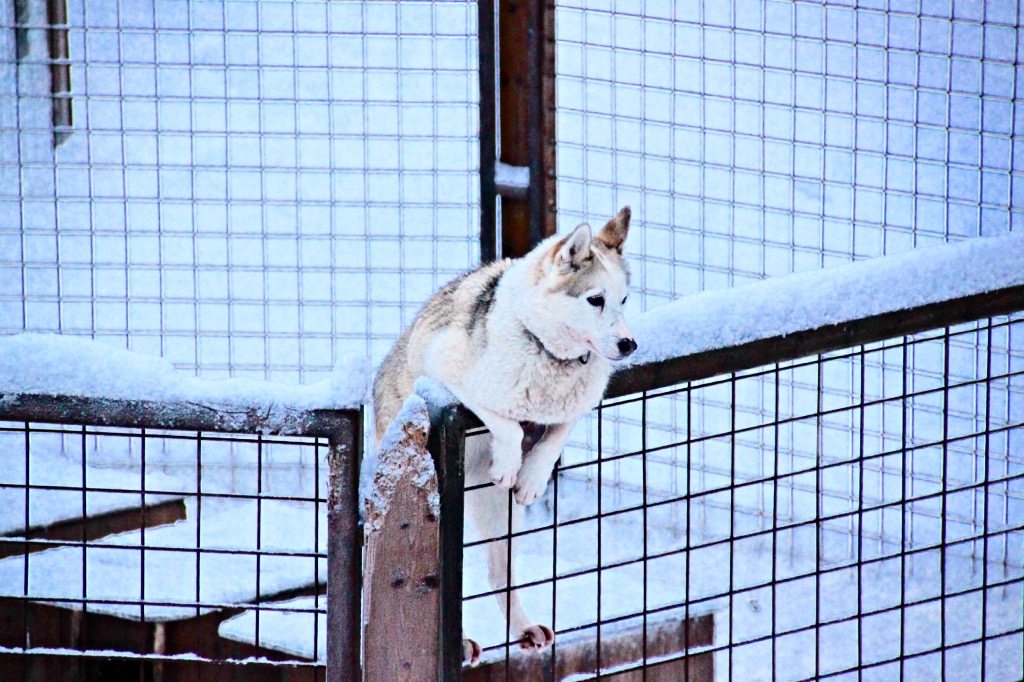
(0, 497), (326, 622)
(618, 232), (1024, 369)
(366, 394), (439, 531)
(0, 644), (309, 666)
(0, 333), (368, 434)
(363, 393), (441, 682)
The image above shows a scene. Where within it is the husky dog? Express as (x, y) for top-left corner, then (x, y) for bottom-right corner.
(373, 207), (635, 661)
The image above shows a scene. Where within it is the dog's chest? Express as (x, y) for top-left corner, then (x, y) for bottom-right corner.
(474, 356), (606, 423)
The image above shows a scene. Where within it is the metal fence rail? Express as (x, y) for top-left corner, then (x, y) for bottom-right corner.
(434, 293), (1024, 681)
(0, 394), (361, 682)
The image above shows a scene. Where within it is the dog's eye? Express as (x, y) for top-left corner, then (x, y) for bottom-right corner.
(587, 295), (605, 308)
(621, 296), (627, 305)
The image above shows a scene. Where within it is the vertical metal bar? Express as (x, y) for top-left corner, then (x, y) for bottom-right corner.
(497, 0), (557, 259)
(429, 406), (468, 682)
(856, 349), (866, 674)
(314, 437), (322, 664)
(728, 376), (736, 680)
(478, 0), (498, 263)
(899, 341), (909, 678)
(980, 323), (992, 676)
(256, 434), (264, 650)
(596, 403), (603, 672)
(327, 411), (362, 682)
(46, 0), (72, 145)
(641, 393), (648, 681)
(940, 330), (951, 681)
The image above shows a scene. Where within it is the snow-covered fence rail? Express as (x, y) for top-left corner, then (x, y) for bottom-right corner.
(0, 336), (365, 682)
(427, 235), (1024, 681)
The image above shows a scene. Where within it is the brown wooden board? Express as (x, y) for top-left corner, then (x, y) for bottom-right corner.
(363, 402), (442, 682)
(497, 0), (556, 258)
(0, 497), (187, 560)
(463, 612), (714, 682)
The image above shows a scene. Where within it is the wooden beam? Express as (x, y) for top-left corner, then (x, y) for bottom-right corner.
(363, 399), (441, 682)
(0, 497), (187, 560)
(496, 0), (557, 258)
(463, 612), (714, 681)
(0, 393), (357, 439)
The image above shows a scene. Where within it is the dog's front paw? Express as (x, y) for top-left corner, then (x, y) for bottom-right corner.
(519, 624), (555, 651)
(513, 456), (554, 505)
(462, 636), (482, 666)
(489, 451), (522, 489)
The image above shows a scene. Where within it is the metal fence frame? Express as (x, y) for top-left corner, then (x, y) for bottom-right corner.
(430, 284), (1024, 681)
(0, 393), (362, 682)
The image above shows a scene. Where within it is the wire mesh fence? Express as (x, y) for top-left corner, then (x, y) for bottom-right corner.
(0, 418), (334, 680)
(460, 312), (1024, 681)
(0, 0), (481, 381)
(554, 0), (1023, 307)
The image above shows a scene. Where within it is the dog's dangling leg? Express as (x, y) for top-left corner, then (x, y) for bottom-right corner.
(465, 433), (556, 652)
(482, 501), (554, 651)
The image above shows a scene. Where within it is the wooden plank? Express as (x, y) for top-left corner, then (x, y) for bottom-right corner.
(363, 398), (441, 682)
(0, 393), (357, 438)
(0, 497), (187, 560)
(497, 0), (557, 258)
(463, 612), (714, 682)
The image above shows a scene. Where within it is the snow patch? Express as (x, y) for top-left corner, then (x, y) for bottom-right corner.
(366, 394), (439, 532)
(0, 333), (368, 419)
(619, 233), (1024, 368)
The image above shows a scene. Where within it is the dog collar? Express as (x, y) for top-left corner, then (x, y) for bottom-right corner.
(522, 328), (591, 366)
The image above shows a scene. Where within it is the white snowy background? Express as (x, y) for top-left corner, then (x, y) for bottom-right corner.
(1, 0), (1022, 680)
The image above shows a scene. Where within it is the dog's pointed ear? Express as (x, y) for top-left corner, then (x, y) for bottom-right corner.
(594, 206), (631, 255)
(554, 223), (592, 272)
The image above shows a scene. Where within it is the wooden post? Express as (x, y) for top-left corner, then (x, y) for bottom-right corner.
(363, 397), (441, 682)
(480, 0), (557, 260)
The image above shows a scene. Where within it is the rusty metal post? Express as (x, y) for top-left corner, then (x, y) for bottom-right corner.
(46, 0), (72, 145)
(327, 411), (362, 682)
(480, 0), (557, 260)
(478, 0), (498, 263)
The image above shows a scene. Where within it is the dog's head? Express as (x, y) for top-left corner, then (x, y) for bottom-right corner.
(527, 207), (636, 362)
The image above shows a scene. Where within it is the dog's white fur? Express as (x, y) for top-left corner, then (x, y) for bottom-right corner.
(373, 207), (634, 659)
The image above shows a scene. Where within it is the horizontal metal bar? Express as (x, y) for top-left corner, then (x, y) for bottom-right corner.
(608, 284), (1024, 398)
(0, 393), (358, 438)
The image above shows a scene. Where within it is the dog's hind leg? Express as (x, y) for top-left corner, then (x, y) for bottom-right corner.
(465, 433), (555, 652)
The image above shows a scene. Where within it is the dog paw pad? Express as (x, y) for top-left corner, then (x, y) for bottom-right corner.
(518, 624), (555, 651)
(463, 637), (482, 666)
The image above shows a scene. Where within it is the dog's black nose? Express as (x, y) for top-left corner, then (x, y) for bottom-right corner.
(617, 337), (637, 357)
